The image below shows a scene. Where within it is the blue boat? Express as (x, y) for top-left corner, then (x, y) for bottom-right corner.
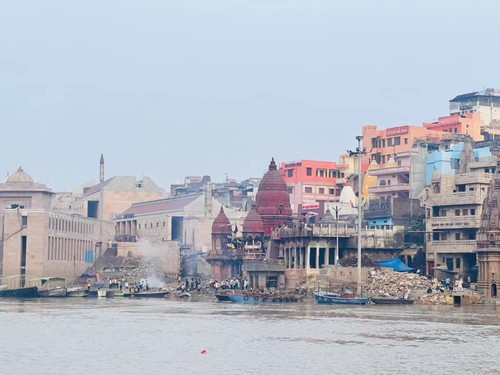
(314, 291), (368, 305)
(227, 292), (303, 303)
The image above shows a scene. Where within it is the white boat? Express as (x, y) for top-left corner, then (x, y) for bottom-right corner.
(97, 290), (107, 298)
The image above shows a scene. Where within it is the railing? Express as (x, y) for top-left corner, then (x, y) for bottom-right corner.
(455, 173), (492, 185)
(427, 240), (477, 253)
(430, 215), (481, 228)
(368, 183), (410, 194)
(429, 191), (485, 205)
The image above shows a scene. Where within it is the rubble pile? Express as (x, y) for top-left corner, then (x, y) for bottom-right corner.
(85, 255), (172, 288)
(362, 268), (430, 298)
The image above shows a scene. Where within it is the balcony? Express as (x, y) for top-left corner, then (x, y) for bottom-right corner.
(455, 173), (492, 185)
(429, 215), (481, 229)
(368, 165), (410, 176)
(428, 191), (486, 205)
(369, 183), (410, 194)
(427, 240), (477, 253)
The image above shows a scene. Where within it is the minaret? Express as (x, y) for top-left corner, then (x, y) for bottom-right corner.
(99, 154), (104, 257)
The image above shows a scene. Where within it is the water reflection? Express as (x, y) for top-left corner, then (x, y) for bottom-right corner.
(0, 298), (498, 375)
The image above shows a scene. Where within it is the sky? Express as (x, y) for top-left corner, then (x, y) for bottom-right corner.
(1, 0), (499, 192)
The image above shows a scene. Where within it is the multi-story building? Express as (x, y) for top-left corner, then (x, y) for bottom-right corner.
(0, 167), (113, 284)
(279, 159), (348, 214)
(423, 113), (484, 142)
(450, 88), (500, 125)
(422, 140), (495, 279)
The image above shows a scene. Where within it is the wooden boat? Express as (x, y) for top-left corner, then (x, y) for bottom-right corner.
(215, 290), (235, 301)
(226, 292), (303, 303)
(39, 287), (67, 297)
(31, 277), (68, 298)
(369, 297), (414, 305)
(0, 285), (40, 298)
(66, 288), (86, 297)
(314, 291), (368, 305)
(123, 290), (170, 298)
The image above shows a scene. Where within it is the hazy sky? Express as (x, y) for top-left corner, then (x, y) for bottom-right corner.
(1, 1), (499, 192)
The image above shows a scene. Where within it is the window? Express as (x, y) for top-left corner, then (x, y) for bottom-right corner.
(287, 169), (294, 177)
(455, 233), (461, 240)
(305, 187), (313, 194)
(287, 186), (294, 194)
(404, 138), (408, 145)
(455, 210), (460, 216)
(22, 216), (28, 228)
(316, 169), (327, 177)
(329, 188), (335, 195)
(455, 258), (461, 268)
(394, 137), (401, 146)
(387, 138), (393, 146)
(306, 167), (312, 176)
(463, 209), (468, 216)
(319, 188), (325, 194)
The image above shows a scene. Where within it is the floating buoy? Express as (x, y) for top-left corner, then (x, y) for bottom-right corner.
(201, 349), (207, 354)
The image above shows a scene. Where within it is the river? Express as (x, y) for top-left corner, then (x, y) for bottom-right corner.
(0, 297), (498, 375)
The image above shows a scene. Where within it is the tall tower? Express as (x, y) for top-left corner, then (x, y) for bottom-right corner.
(476, 149), (500, 300)
(99, 154), (104, 256)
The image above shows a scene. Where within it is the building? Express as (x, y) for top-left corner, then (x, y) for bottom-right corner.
(476, 147), (500, 301)
(71, 175), (168, 221)
(0, 167), (112, 284)
(279, 159), (347, 213)
(422, 140), (495, 279)
(423, 113), (484, 142)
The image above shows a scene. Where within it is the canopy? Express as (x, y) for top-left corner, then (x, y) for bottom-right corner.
(377, 258), (414, 272)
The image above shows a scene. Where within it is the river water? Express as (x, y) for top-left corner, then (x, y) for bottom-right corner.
(0, 297), (498, 375)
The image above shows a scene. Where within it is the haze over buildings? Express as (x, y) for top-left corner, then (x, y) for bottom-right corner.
(1, 1), (500, 192)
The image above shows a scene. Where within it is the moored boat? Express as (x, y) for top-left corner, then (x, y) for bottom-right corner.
(369, 297), (414, 305)
(66, 288), (86, 297)
(215, 290), (235, 301)
(314, 291), (368, 305)
(33, 277), (68, 298)
(124, 290), (170, 298)
(226, 292), (303, 303)
(0, 286), (40, 298)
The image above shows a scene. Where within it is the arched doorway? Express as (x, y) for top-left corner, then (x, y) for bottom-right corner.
(491, 283), (497, 298)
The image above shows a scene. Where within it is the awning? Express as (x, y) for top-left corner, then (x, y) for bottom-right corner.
(377, 258), (414, 272)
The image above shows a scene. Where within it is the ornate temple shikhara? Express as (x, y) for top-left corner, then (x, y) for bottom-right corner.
(476, 149), (500, 300)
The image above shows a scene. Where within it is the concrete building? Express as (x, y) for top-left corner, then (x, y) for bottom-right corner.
(279, 159), (347, 213)
(0, 167), (112, 284)
(71, 175), (168, 221)
(424, 113), (484, 142)
(422, 140), (495, 279)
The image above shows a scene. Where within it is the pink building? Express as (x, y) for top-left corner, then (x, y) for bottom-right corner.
(279, 159), (348, 214)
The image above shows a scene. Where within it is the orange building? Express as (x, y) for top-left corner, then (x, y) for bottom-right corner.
(362, 125), (449, 167)
(279, 160), (348, 214)
(423, 113), (484, 142)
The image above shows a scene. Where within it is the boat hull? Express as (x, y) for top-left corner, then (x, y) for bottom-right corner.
(0, 286), (40, 298)
(66, 290), (86, 297)
(123, 291), (169, 298)
(314, 291), (368, 305)
(369, 297), (414, 305)
(227, 293), (303, 303)
(40, 288), (67, 297)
